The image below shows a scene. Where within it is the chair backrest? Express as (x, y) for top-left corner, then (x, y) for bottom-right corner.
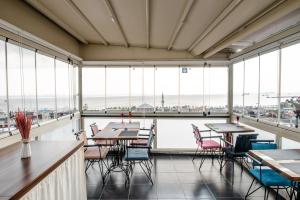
(251, 142), (277, 150)
(234, 134), (259, 153)
(191, 124), (202, 143)
(75, 130), (88, 146)
(147, 129), (154, 148)
(90, 123), (99, 136)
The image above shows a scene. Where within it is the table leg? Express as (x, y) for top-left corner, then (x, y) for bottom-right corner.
(223, 132), (233, 147)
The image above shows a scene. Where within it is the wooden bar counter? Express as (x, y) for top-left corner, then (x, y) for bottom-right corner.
(0, 141), (86, 200)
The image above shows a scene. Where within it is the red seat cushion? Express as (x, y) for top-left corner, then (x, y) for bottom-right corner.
(200, 140), (220, 149)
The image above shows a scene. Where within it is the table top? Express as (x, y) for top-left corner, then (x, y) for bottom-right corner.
(94, 121), (147, 140)
(249, 149), (300, 181)
(0, 141), (83, 200)
(205, 123), (255, 133)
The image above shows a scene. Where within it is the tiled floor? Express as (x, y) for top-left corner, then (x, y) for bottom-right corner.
(86, 155), (289, 200)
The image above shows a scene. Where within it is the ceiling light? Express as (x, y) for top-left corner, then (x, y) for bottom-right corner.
(111, 17), (115, 23)
(236, 48), (242, 52)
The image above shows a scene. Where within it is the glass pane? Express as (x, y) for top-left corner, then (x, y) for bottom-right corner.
(259, 51), (279, 122)
(143, 67), (154, 112)
(204, 67), (228, 113)
(7, 43), (22, 131)
(36, 53), (55, 122)
(244, 57), (259, 117)
(74, 66), (79, 111)
(180, 67), (203, 112)
(280, 43), (300, 128)
(130, 67), (143, 112)
(82, 67), (105, 111)
(233, 62), (244, 114)
(155, 67), (178, 112)
(56, 60), (70, 117)
(0, 41), (8, 134)
(23, 48), (38, 124)
(106, 67), (129, 112)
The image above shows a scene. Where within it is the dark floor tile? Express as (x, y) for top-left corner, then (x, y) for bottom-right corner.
(100, 184), (129, 199)
(155, 172), (179, 183)
(129, 184), (157, 199)
(206, 182), (242, 198)
(87, 184), (103, 199)
(177, 172), (204, 184)
(130, 173), (155, 185)
(156, 183), (185, 199)
(181, 183), (214, 199)
(106, 172), (128, 185)
(174, 164), (197, 172)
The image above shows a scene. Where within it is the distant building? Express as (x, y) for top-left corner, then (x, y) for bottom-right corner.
(137, 103), (154, 112)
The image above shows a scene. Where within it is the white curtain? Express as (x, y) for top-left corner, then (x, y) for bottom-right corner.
(22, 148), (87, 200)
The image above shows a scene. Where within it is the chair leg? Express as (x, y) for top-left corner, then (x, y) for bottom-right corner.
(192, 146), (199, 161)
(245, 178), (255, 198)
(199, 149), (206, 170)
(140, 161), (153, 185)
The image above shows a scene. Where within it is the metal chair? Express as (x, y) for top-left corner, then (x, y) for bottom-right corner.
(130, 123), (156, 146)
(124, 129), (154, 185)
(191, 124), (222, 169)
(75, 130), (109, 182)
(220, 133), (258, 172)
(246, 142), (293, 200)
(90, 123), (116, 146)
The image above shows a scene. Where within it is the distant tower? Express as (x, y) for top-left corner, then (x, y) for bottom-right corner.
(161, 93), (165, 111)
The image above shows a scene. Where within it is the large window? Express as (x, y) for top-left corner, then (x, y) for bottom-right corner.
(233, 62), (244, 114)
(280, 43), (300, 127)
(155, 67), (179, 112)
(36, 53), (55, 122)
(22, 48), (37, 124)
(0, 40), (7, 134)
(244, 57), (259, 118)
(259, 51), (279, 122)
(180, 67), (203, 112)
(82, 67), (105, 111)
(7, 43), (22, 131)
(82, 65), (228, 114)
(204, 67), (228, 113)
(56, 59), (70, 117)
(106, 67), (129, 112)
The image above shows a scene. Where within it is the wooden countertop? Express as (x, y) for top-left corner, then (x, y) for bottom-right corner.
(0, 140), (83, 200)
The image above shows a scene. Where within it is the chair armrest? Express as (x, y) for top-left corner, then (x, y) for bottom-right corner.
(84, 144), (101, 148)
(74, 129), (85, 136)
(250, 139), (274, 143)
(140, 128), (150, 130)
(220, 137), (234, 147)
(246, 153), (263, 166)
(138, 134), (150, 136)
(199, 129), (211, 132)
(201, 136), (222, 139)
(126, 145), (151, 149)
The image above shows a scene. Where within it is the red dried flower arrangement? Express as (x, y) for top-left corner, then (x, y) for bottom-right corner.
(15, 112), (32, 140)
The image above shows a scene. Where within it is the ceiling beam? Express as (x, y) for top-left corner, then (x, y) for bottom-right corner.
(203, 0), (298, 58)
(146, 0), (150, 48)
(64, 0), (108, 45)
(167, 0), (194, 50)
(188, 0), (242, 52)
(25, 0), (88, 44)
(103, 0), (128, 47)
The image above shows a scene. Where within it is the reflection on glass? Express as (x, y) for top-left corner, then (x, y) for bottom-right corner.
(0, 41), (8, 134)
(259, 51), (279, 122)
(36, 53), (55, 122)
(82, 67), (105, 111)
(233, 62), (244, 114)
(244, 57), (259, 117)
(281, 43), (300, 128)
(56, 60), (70, 117)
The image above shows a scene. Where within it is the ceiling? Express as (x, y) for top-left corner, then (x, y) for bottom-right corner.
(25, 0), (300, 58)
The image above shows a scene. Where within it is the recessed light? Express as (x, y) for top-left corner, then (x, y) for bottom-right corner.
(111, 17), (115, 23)
(236, 48), (242, 52)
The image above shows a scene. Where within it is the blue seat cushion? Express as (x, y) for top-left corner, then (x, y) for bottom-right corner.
(251, 143), (277, 150)
(250, 168), (292, 186)
(124, 148), (149, 161)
